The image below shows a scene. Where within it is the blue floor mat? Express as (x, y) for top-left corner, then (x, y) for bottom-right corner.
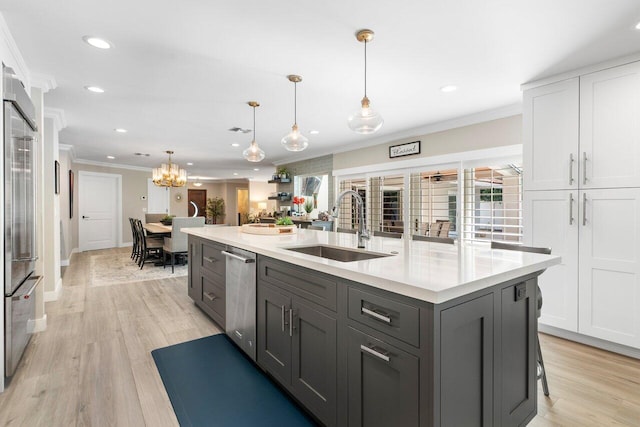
(151, 334), (317, 427)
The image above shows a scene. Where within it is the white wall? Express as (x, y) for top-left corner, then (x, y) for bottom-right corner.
(42, 117), (61, 300)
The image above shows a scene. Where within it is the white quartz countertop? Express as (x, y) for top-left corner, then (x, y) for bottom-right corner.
(184, 226), (561, 304)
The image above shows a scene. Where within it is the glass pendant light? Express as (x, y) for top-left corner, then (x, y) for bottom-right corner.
(243, 101), (266, 162)
(348, 29), (383, 134)
(281, 75), (309, 152)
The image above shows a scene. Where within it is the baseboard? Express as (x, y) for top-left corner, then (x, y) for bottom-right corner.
(28, 314), (47, 333)
(71, 247), (79, 254)
(44, 277), (63, 302)
(119, 241), (133, 248)
(539, 324), (640, 359)
(60, 259), (70, 267)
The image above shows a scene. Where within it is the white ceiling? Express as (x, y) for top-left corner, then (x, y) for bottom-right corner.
(2, 0), (640, 181)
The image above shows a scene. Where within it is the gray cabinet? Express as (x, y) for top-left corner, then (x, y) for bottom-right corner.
(346, 326), (419, 427)
(439, 294), (494, 426)
(257, 263), (338, 426)
(187, 235), (226, 329)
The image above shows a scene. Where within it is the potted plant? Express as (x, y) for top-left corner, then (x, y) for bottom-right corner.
(206, 196), (225, 224)
(160, 214), (175, 225)
(304, 199), (314, 218)
(277, 166), (289, 180)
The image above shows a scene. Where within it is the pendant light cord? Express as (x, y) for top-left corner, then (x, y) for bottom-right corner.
(253, 105), (256, 142)
(364, 39), (368, 98)
(294, 82), (298, 125)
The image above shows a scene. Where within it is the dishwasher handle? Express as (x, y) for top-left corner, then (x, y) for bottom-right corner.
(221, 250), (255, 263)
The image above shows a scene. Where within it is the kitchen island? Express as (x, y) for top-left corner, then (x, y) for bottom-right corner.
(184, 226), (560, 427)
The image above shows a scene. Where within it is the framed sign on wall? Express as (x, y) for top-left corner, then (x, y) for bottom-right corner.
(389, 141), (420, 158)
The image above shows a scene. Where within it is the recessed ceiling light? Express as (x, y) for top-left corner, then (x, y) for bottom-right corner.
(231, 143), (240, 147)
(440, 85), (458, 93)
(253, 168), (260, 171)
(85, 85), (105, 93)
(636, 22), (640, 30)
(107, 155), (115, 159)
(233, 172), (239, 176)
(114, 128), (127, 133)
(193, 182), (203, 187)
(82, 36), (112, 49)
(187, 162), (193, 166)
(309, 130), (320, 135)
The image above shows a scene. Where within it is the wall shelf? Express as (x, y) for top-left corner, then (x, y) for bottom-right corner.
(268, 195), (291, 201)
(268, 178), (291, 184)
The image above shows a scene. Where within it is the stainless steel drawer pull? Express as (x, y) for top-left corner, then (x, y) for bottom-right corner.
(222, 250), (255, 263)
(583, 152), (588, 185)
(569, 153), (574, 185)
(203, 256), (216, 263)
(281, 305), (286, 332)
(569, 193), (574, 225)
(234, 330), (243, 339)
(583, 193), (587, 226)
(360, 344), (390, 362)
(361, 306), (392, 324)
(289, 309), (294, 337)
(204, 292), (217, 301)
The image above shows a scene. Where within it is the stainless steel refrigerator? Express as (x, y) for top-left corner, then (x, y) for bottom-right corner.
(4, 66), (39, 378)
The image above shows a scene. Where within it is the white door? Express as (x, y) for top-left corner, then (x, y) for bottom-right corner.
(147, 178), (169, 214)
(523, 78), (579, 191)
(79, 171), (120, 251)
(523, 190), (579, 331)
(580, 61), (640, 189)
(578, 188), (640, 348)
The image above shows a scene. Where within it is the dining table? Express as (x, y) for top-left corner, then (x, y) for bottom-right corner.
(144, 222), (172, 236)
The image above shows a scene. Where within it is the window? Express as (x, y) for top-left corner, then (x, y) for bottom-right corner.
(461, 164), (522, 243)
(410, 169), (458, 238)
(370, 174), (405, 235)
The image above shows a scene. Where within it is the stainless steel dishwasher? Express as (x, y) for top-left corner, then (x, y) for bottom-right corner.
(222, 247), (257, 361)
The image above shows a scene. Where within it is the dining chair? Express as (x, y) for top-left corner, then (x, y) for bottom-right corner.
(129, 218), (139, 260)
(373, 230), (403, 239)
(134, 219), (163, 269)
(307, 225), (325, 231)
(412, 234), (455, 244)
(163, 217), (205, 273)
(490, 241), (552, 396)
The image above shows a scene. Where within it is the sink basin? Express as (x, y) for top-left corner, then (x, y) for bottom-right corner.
(285, 245), (392, 262)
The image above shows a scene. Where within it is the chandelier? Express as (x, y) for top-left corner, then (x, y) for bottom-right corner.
(152, 150), (187, 187)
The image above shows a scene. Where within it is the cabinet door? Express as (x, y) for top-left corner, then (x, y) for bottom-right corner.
(187, 237), (201, 302)
(523, 78), (579, 191)
(523, 190), (579, 331)
(580, 61), (640, 189)
(579, 188), (640, 348)
(257, 282), (292, 385)
(291, 297), (337, 426)
(347, 327), (419, 427)
(440, 294), (494, 427)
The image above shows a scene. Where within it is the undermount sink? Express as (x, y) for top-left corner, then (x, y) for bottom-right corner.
(285, 245), (392, 262)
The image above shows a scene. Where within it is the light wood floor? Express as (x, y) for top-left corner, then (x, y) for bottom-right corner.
(1, 247), (639, 426)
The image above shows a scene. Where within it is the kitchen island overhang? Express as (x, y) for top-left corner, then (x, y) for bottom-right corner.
(183, 226), (560, 304)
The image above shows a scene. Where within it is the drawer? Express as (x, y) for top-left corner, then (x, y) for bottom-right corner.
(259, 257), (337, 311)
(201, 241), (226, 277)
(348, 287), (420, 348)
(202, 275), (225, 326)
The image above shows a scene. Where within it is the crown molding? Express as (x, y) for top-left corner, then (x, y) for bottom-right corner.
(0, 13), (30, 89)
(73, 158), (153, 172)
(30, 72), (57, 93)
(44, 107), (67, 131)
(58, 144), (76, 162)
(272, 103), (523, 166)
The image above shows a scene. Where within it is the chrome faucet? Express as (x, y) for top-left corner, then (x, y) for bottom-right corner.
(331, 189), (370, 248)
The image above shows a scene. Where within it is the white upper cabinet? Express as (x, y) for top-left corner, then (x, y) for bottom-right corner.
(523, 78), (579, 191)
(580, 62), (640, 189)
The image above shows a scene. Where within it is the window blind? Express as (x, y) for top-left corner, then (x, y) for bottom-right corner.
(461, 165), (522, 243)
(409, 169), (458, 238)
